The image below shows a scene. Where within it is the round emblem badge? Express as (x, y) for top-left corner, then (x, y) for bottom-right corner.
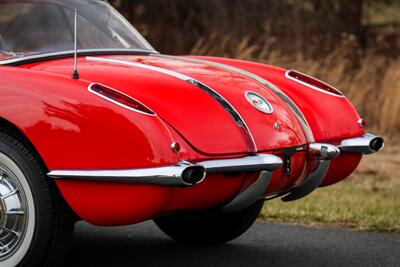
(245, 91), (273, 114)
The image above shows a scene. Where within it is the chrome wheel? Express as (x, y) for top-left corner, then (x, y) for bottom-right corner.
(0, 152), (35, 266)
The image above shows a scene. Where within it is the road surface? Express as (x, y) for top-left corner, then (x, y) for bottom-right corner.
(66, 220), (400, 267)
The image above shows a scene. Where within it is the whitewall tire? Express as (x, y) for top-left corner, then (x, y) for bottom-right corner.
(0, 130), (74, 267)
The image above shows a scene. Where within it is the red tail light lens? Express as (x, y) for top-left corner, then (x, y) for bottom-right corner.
(89, 84), (155, 115)
(286, 70), (343, 96)
(358, 118), (367, 128)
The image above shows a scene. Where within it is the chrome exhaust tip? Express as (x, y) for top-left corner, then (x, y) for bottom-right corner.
(340, 134), (385, 154)
(181, 165), (206, 185)
(369, 136), (384, 152)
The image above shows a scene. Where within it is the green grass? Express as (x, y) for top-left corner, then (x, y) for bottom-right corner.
(259, 174), (400, 232)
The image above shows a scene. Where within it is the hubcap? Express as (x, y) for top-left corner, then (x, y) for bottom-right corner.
(0, 166), (28, 260)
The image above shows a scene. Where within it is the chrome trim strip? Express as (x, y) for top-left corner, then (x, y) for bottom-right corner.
(158, 55), (315, 143)
(48, 162), (206, 187)
(86, 56), (258, 152)
(339, 133), (384, 155)
(199, 154), (282, 173)
(0, 49), (158, 66)
(86, 56), (191, 80)
(88, 83), (157, 116)
(285, 70), (345, 98)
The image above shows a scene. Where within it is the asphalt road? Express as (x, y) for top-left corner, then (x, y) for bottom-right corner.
(66, 220), (400, 267)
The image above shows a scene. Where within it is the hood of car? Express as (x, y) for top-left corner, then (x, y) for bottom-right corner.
(29, 54), (307, 155)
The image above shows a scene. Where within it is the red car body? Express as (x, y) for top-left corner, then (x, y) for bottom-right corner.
(0, 53), (378, 225)
(0, 1), (384, 265)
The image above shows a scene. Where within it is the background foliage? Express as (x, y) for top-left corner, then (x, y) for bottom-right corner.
(110, 0), (400, 137)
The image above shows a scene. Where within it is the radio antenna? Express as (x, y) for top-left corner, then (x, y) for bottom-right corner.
(72, 9), (80, 79)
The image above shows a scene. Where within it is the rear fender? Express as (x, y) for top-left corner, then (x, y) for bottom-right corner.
(193, 56), (365, 142)
(0, 66), (181, 225)
(0, 66), (177, 170)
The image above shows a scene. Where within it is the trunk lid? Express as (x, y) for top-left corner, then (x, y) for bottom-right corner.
(29, 55), (307, 155)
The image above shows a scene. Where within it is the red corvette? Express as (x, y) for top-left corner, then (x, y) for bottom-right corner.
(0, 0), (384, 266)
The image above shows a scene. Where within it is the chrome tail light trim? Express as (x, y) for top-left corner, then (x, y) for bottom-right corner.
(88, 83), (157, 116)
(285, 70), (345, 97)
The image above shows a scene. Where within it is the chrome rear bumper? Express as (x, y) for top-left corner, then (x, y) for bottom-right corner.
(282, 133), (384, 202)
(48, 154), (283, 187)
(48, 134), (383, 190)
(48, 133), (383, 213)
(48, 162), (207, 187)
(198, 154), (283, 173)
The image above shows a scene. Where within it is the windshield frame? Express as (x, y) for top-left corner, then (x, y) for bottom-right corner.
(0, 0), (159, 66)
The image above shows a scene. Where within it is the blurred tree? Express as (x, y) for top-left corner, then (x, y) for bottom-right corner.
(109, 0), (398, 58)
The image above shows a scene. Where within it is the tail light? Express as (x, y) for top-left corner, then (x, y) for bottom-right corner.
(286, 70), (344, 97)
(89, 83), (155, 115)
(358, 118), (367, 128)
